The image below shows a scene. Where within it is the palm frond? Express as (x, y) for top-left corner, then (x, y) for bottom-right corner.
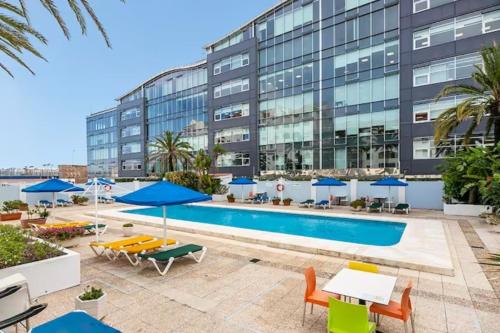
(67, 0), (86, 35)
(0, 61), (13, 77)
(0, 42), (34, 74)
(79, 0), (111, 47)
(0, 1), (23, 16)
(40, 0), (70, 40)
(18, 0), (29, 24)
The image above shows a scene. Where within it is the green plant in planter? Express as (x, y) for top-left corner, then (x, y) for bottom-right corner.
(283, 198), (293, 204)
(350, 199), (366, 209)
(71, 195), (89, 205)
(226, 193), (235, 200)
(0, 225), (62, 269)
(36, 227), (84, 242)
(79, 286), (104, 301)
(123, 223), (134, 227)
(39, 208), (50, 219)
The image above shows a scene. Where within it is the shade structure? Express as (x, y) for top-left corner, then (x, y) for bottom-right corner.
(312, 178), (346, 206)
(312, 178), (346, 187)
(85, 177), (116, 242)
(115, 181), (212, 244)
(370, 177), (408, 210)
(22, 179), (84, 208)
(85, 177), (115, 186)
(228, 177), (257, 201)
(22, 179), (84, 193)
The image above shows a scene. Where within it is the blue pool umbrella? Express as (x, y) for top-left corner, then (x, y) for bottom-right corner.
(312, 178), (346, 205)
(116, 181), (211, 244)
(85, 177), (115, 186)
(370, 177), (408, 210)
(228, 177), (257, 201)
(22, 179), (84, 208)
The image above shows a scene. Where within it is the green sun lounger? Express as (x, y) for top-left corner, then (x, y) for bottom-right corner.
(138, 244), (207, 276)
(367, 202), (383, 212)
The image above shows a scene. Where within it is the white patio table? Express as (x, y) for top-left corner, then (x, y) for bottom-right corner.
(322, 268), (397, 305)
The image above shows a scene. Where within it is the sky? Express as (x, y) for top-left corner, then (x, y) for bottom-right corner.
(0, 0), (277, 168)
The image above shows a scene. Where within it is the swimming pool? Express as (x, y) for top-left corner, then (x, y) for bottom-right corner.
(124, 205), (406, 246)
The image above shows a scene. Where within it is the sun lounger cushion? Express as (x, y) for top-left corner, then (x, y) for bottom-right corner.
(139, 244), (203, 261)
(116, 239), (176, 253)
(82, 224), (106, 230)
(90, 235), (153, 249)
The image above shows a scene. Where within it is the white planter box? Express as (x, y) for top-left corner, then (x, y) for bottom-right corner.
(0, 240), (80, 298)
(75, 292), (107, 319)
(443, 203), (492, 217)
(211, 194), (227, 202)
(122, 226), (134, 237)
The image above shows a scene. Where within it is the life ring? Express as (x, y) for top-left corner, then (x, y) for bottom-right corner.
(104, 185), (112, 192)
(276, 184), (285, 192)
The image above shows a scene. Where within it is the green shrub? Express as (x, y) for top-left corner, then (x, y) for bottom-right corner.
(164, 171), (199, 191)
(71, 195), (89, 205)
(481, 174), (500, 214)
(438, 143), (500, 204)
(79, 286), (104, 301)
(350, 199), (366, 209)
(123, 223), (134, 227)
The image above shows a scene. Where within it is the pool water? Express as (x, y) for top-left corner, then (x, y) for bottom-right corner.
(124, 205), (406, 246)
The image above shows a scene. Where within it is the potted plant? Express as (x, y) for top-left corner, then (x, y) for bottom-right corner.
(227, 193), (235, 203)
(36, 226), (84, 248)
(350, 199), (366, 211)
(272, 197), (281, 206)
(75, 286), (107, 319)
(71, 195), (89, 206)
(122, 223), (134, 236)
(0, 201), (23, 221)
(20, 207), (49, 228)
(283, 198), (293, 206)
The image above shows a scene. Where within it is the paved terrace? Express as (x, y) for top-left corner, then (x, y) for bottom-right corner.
(21, 204), (500, 332)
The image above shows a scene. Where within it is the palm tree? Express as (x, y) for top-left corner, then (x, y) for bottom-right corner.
(194, 149), (211, 177)
(434, 44), (500, 146)
(211, 143), (225, 172)
(148, 131), (193, 174)
(1, 0), (120, 77)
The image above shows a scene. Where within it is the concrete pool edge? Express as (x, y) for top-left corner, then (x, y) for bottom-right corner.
(94, 204), (454, 276)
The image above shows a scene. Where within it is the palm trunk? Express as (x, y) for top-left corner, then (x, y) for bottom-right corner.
(495, 111), (500, 145)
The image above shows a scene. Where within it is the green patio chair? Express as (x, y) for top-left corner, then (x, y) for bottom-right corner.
(392, 203), (410, 214)
(328, 297), (376, 333)
(139, 244), (207, 276)
(366, 202), (382, 213)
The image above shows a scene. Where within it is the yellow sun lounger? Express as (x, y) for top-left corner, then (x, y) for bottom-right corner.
(115, 239), (177, 266)
(34, 221), (91, 229)
(89, 235), (155, 259)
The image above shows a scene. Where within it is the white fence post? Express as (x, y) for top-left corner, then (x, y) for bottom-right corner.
(399, 179), (407, 204)
(350, 179), (358, 201)
(310, 179), (316, 202)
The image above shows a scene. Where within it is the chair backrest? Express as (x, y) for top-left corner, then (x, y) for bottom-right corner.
(328, 297), (372, 333)
(303, 267), (317, 300)
(348, 261), (379, 273)
(401, 280), (413, 319)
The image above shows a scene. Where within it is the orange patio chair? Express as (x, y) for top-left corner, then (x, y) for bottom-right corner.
(303, 267), (340, 325)
(369, 280), (415, 333)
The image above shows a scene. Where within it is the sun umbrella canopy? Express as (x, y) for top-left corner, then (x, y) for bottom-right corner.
(228, 178), (257, 185)
(22, 179), (84, 193)
(85, 178), (115, 186)
(115, 181), (211, 207)
(370, 177), (408, 187)
(312, 178), (346, 187)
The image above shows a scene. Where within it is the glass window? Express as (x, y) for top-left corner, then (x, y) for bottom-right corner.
(413, 10), (500, 50)
(385, 5), (399, 31)
(121, 125), (140, 137)
(213, 78), (249, 98)
(216, 153), (250, 167)
(121, 108), (140, 121)
(214, 127), (250, 144)
(214, 103), (249, 121)
(121, 159), (141, 170)
(413, 52), (481, 87)
(122, 142), (141, 154)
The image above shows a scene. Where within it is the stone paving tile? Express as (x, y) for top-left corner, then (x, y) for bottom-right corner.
(17, 207), (500, 333)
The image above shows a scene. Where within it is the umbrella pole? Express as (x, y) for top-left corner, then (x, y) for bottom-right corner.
(94, 178), (99, 242)
(163, 206), (167, 246)
(241, 185), (244, 202)
(52, 192), (55, 209)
